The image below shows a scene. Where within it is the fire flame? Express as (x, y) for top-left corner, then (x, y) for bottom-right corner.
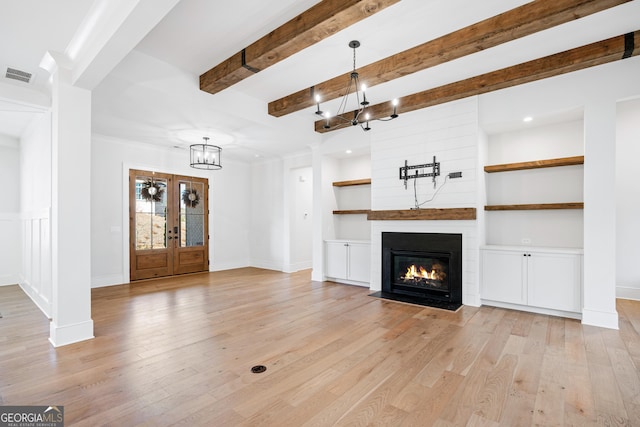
(403, 265), (438, 280)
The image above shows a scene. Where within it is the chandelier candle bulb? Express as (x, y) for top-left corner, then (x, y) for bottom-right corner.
(361, 83), (369, 106)
(323, 111), (331, 129)
(315, 94), (323, 115)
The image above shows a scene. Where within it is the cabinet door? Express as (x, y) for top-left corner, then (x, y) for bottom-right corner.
(528, 252), (581, 312)
(325, 242), (348, 279)
(347, 243), (370, 283)
(481, 250), (526, 304)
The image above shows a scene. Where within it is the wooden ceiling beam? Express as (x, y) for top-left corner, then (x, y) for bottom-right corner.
(314, 31), (639, 133)
(271, 0), (630, 117)
(199, 0), (401, 95)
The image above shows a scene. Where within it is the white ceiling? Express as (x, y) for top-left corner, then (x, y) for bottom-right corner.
(1, 0), (640, 162)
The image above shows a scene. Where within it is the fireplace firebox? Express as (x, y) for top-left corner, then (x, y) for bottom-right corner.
(373, 232), (462, 310)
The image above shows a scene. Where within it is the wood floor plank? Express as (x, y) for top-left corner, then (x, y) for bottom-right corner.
(532, 352), (567, 426)
(607, 346), (640, 406)
(475, 353), (518, 422)
(1, 270), (639, 425)
(498, 353), (541, 427)
(401, 371), (466, 427)
(564, 362), (597, 426)
(589, 360), (629, 421)
(563, 319), (597, 425)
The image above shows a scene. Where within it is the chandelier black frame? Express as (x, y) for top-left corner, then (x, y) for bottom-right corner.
(314, 40), (399, 132)
(190, 136), (222, 170)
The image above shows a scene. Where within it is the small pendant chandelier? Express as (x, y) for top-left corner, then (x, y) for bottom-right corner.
(190, 136), (222, 170)
(314, 40), (399, 132)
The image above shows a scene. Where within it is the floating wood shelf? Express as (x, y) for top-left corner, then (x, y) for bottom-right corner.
(332, 178), (371, 187)
(333, 210), (370, 215)
(484, 156), (584, 173)
(484, 202), (584, 211)
(367, 208), (476, 221)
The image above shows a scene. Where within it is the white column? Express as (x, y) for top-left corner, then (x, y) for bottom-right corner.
(582, 99), (618, 329)
(48, 54), (94, 346)
(311, 144), (324, 282)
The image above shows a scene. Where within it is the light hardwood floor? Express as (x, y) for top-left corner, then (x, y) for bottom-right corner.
(1, 268), (640, 426)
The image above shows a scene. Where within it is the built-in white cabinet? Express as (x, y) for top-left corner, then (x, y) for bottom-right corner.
(325, 240), (370, 286)
(481, 246), (582, 317)
(481, 250), (527, 305)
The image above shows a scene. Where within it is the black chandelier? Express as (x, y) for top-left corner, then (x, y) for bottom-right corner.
(314, 40), (399, 132)
(190, 136), (222, 170)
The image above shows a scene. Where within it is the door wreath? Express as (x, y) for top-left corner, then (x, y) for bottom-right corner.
(182, 188), (200, 208)
(141, 180), (165, 202)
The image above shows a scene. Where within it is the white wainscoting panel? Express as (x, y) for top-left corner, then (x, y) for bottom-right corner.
(19, 209), (52, 317)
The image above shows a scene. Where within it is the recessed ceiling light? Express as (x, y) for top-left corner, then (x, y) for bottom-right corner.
(523, 116), (533, 122)
(345, 149), (352, 154)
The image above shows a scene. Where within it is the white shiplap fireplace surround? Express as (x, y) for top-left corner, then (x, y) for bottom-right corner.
(368, 97), (482, 307)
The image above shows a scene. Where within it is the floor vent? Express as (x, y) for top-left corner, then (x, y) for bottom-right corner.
(5, 67), (32, 83)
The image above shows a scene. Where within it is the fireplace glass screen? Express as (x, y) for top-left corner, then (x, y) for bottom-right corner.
(392, 252), (450, 292)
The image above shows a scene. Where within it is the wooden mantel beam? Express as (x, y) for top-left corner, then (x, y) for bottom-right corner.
(314, 31), (639, 133)
(270, 0), (630, 117)
(199, 0), (400, 95)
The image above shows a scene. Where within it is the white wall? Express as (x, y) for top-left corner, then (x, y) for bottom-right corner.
(0, 135), (21, 286)
(288, 165), (313, 271)
(18, 113), (53, 315)
(91, 135), (252, 287)
(616, 97), (640, 300)
(250, 159), (285, 271)
(485, 120), (584, 248)
(369, 97), (480, 306)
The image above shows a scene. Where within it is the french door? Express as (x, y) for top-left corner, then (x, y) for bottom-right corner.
(129, 169), (209, 281)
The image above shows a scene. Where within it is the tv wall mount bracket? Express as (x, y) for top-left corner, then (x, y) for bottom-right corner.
(399, 156), (440, 189)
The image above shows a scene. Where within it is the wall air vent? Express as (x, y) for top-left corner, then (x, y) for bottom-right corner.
(5, 67), (32, 83)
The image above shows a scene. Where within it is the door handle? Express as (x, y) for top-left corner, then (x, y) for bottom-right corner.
(174, 226), (179, 234)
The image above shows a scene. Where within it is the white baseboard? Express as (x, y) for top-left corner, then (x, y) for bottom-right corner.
(283, 261), (312, 273)
(0, 274), (19, 286)
(92, 274), (126, 288)
(49, 319), (94, 347)
(210, 261), (252, 272)
(247, 259), (284, 272)
(581, 308), (619, 330)
(481, 299), (582, 320)
(463, 293), (481, 307)
(324, 277), (370, 288)
(19, 279), (51, 318)
(617, 286), (640, 301)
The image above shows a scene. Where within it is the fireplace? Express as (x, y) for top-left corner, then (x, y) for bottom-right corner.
(373, 232), (462, 310)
